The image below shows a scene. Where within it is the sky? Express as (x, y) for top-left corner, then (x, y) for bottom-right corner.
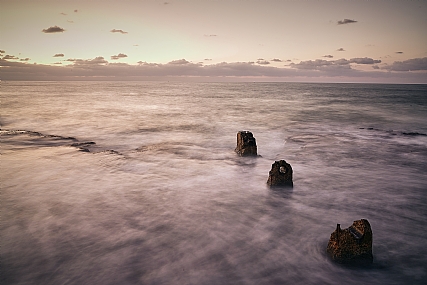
(1, 0), (427, 83)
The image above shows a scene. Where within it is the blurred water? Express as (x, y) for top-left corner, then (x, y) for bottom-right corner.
(1, 81), (427, 284)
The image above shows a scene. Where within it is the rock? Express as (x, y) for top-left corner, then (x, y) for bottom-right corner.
(70, 141), (96, 152)
(267, 160), (293, 187)
(235, 131), (257, 156)
(327, 219), (373, 265)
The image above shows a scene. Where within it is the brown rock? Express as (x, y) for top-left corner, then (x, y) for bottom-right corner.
(327, 219), (373, 265)
(267, 160), (293, 187)
(235, 131), (257, 156)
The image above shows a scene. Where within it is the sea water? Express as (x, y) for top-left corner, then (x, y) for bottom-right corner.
(1, 81), (427, 284)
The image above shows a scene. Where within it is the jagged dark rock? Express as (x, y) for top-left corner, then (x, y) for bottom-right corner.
(0, 129), (77, 141)
(267, 160), (293, 187)
(235, 131), (257, 156)
(70, 142), (96, 147)
(327, 219), (373, 265)
(70, 142), (96, 152)
(402, 132), (427, 136)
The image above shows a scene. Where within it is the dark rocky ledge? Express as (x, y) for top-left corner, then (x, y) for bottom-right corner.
(1, 129), (77, 141)
(0, 129), (120, 154)
(70, 141), (96, 152)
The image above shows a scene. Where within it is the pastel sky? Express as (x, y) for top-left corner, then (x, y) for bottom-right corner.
(1, 0), (427, 83)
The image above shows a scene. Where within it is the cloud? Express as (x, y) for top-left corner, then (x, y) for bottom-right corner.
(66, 56), (108, 66)
(323, 55), (333, 58)
(60, 13), (67, 16)
(337, 48), (345, 51)
(42, 26), (65, 33)
(372, 65), (380, 70)
(0, 50), (5, 54)
(204, 34), (217, 37)
(20, 58), (30, 61)
(337, 19), (357, 25)
(290, 59), (336, 70)
(271, 58), (282, 62)
(2, 56), (426, 83)
(2, 55), (19, 60)
(111, 53), (128, 60)
(334, 58), (351, 65)
(67, 20), (74, 23)
(74, 10), (78, 13)
(290, 57), (381, 71)
(395, 51), (404, 54)
(382, 57), (427, 71)
(349, 57), (381, 64)
(168, 59), (191, 65)
(53, 53), (65, 57)
(54, 62), (62, 65)
(110, 29), (128, 34)
(256, 60), (270, 65)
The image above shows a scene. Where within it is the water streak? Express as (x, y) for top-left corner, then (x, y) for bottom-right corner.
(1, 82), (426, 284)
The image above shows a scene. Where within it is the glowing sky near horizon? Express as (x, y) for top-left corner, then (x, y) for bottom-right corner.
(1, 0), (427, 82)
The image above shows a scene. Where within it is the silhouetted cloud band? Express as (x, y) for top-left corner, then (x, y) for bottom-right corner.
(42, 26), (65, 33)
(338, 19), (357, 25)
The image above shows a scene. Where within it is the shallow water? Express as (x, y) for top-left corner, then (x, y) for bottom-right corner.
(1, 81), (427, 284)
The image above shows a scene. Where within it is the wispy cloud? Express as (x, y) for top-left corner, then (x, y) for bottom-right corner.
(111, 53), (128, 60)
(337, 48), (345, 52)
(110, 29), (128, 34)
(271, 58), (282, 62)
(168, 59), (190, 65)
(20, 58), (30, 61)
(257, 60), (270, 65)
(204, 34), (217, 37)
(42, 26), (65, 33)
(350, 57), (381, 64)
(60, 13), (67, 16)
(337, 19), (357, 25)
(323, 55), (333, 58)
(53, 53), (64, 57)
(74, 10), (78, 13)
(66, 56), (108, 65)
(395, 51), (404, 54)
(290, 59), (339, 70)
(0, 50), (5, 54)
(2, 55), (19, 60)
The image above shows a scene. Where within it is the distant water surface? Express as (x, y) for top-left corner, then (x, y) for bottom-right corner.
(1, 81), (427, 284)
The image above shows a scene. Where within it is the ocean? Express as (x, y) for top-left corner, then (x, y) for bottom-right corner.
(1, 81), (427, 284)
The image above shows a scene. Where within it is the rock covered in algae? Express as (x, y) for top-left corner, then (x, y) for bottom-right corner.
(327, 219), (373, 265)
(235, 131), (257, 156)
(267, 160), (293, 187)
